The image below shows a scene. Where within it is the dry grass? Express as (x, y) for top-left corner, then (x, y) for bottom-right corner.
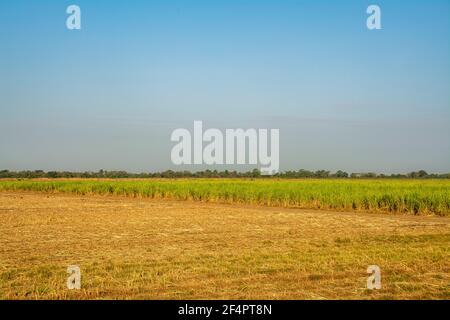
(0, 191), (449, 300)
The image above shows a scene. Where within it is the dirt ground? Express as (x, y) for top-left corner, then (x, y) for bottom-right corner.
(0, 191), (449, 299)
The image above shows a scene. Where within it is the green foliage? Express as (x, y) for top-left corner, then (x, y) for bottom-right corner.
(1, 179), (449, 216)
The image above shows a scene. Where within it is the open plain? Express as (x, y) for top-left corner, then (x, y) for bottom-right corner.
(0, 191), (448, 299)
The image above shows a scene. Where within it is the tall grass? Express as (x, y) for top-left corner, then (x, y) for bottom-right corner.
(1, 179), (449, 216)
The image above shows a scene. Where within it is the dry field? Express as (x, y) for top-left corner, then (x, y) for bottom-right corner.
(0, 191), (449, 300)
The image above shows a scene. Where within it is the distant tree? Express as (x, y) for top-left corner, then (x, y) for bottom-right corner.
(47, 171), (58, 178)
(1, 169), (449, 180)
(335, 170), (349, 178)
(251, 168), (261, 178)
(416, 170), (428, 178)
(408, 170), (428, 178)
(297, 169), (314, 178)
(362, 172), (377, 178)
(314, 170), (330, 178)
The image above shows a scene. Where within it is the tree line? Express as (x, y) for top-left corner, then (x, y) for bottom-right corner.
(0, 169), (449, 179)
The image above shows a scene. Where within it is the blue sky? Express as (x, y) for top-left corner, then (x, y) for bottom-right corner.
(0, 0), (449, 173)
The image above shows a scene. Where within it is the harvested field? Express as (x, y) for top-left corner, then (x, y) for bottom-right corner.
(0, 192), (449, 299)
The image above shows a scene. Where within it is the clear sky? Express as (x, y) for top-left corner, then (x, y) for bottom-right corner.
(1, 0), (449, 173)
